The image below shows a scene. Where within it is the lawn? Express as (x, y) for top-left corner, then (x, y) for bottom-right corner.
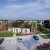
(39, 29), (50, 34)
(35, 30), (42, 34)
(0, 31), (13, 37)
(40, 35), (50, 39)
(16, 32), (22, 36)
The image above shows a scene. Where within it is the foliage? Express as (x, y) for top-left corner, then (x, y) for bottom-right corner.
(42, 22), (45, 27)
(2, 23), (8, 30)
(16, 32), (31, 36)
(0, 22), (2, 25)
(49, 22), (50, 28)
(37, 23), (43, 30)
(43, 21), (50, 29)
(8, 21), (13, 27)
(40, 35), (50, 39)
(39, 28), (50, 34)
(23, 22), (31, 28)
(0, 31), (13, 37)
(16, 32), (22, 36)
(36, 42), (50, 50)
(35, 30), (41, 34)
(12, 20), (24, 27)
(32, 22), (36, 27)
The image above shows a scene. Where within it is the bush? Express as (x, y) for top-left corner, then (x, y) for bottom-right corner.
(39, 27), (50, 34)
(0, 31), (13, 37)
(40, 35), (50, 39)
(16, 32), (22, 36)
(36, 42), (50, 50)
(35, 30), (41, 34)
(16, 32), (31, 36)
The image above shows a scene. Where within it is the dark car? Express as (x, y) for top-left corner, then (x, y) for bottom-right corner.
(0, 38), (4, 44)
(33, 35), (39, 40)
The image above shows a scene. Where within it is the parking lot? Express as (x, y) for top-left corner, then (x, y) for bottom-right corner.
(0, 35), (50, 50)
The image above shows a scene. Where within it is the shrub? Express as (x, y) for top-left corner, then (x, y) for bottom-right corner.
(36, 42), (50, 50)
(0, 31), (13, 37)
(16, 32), (22, 36)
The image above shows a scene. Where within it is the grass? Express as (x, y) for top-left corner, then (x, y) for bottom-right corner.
(16, 32), (33, 36)
(39, 30), (49, 34)
(40, 35), (50, 39)
(35, 30), (42, 34)
(39, 29), (50, 34)
(16, 32), (22, 36)
(0, 31), (13, 37)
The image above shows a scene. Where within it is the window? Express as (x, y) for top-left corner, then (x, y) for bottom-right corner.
(25, 29), (27, 32)
(16, 29), (18, 32)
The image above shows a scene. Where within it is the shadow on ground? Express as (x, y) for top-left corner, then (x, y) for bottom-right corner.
(16, 47), (21, 50)
(0, 46), (4, 50)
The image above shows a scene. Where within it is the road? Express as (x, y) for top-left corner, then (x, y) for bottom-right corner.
(0, 35), (50, 50)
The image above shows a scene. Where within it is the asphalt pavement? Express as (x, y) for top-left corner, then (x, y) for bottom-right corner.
(0, 35), (50, 50)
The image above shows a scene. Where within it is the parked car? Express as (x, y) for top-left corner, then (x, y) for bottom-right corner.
(32, 35), (39, 40)
(17, 38), (22, 42)
(0, 38), (4, 44)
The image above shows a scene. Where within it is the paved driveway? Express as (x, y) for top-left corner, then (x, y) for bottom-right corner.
(0, 35), (50, 50)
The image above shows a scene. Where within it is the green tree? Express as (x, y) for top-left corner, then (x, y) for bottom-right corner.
(12, 20), (24, 27)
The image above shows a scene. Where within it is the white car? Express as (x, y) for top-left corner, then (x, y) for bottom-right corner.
(17, 38), (22, 42)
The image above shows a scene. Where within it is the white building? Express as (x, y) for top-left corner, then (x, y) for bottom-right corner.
(13, 28), (21, 33)
(8, 28), (31, 34)
(22, 28), (30, 34)
(8, 28), (13, 32)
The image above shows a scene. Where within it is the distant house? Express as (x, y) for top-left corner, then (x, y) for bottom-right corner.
(8, 28), (13, 32)
(22, 28), (30, 34)
(8, 27), (34, 34)
(13, 28), (21, 33)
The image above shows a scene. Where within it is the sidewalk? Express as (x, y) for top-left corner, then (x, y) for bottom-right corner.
(13, 33), (16, 37)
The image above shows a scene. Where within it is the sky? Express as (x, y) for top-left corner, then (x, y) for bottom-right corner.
(0, 0), (50, 20)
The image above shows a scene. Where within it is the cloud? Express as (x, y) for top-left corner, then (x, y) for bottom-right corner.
(0, 0), (50, 20)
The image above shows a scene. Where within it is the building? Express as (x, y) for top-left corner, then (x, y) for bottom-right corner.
(13, 28), (21, 33)
(22, 28), (30, 34)
(8, 28), (34, 34)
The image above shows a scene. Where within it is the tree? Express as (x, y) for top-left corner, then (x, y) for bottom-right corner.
(49, 22), (50, 28)
(12, 20), (24, 27)
(24, 22), (31, 28)
(23, 22), (34, 32)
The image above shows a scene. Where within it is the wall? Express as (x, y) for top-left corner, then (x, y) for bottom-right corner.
(22, 28), (30, 34)
(13, 28), (21, 33)
(8, 28), (34, 34)
(8, 28), (13, 32)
